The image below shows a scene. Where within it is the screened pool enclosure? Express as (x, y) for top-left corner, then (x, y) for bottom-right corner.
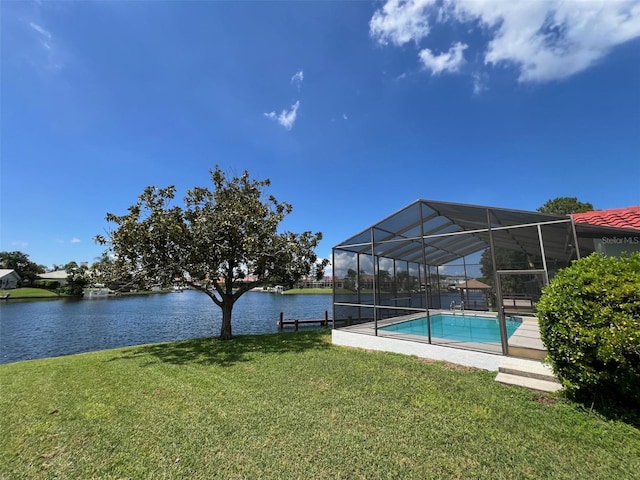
(331, 200), (604, 359)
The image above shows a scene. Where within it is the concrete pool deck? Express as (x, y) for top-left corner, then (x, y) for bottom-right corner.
(332, 311), (549, 372)
(332, 328), (549, 372)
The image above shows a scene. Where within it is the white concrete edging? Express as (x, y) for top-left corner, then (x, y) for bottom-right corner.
(332, 329), (548, 372)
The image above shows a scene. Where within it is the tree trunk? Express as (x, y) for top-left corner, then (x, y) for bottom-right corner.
(219, 301), (233, 340)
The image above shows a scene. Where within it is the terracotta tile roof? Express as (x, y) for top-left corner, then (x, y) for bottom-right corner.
(459, 279), (491, 290)
(571, 206), (640, 231)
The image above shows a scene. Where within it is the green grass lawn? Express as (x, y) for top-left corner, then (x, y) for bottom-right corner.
(283, 288), (332, 294)
(1, 330), (638, 479)
(0, 288), (166, 300)
(0, 287), (60, 298)
(283, 288), (358, 294)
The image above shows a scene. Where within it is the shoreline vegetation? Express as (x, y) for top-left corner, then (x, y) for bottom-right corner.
(0, 287), (171, 300)
(0, 286), (334, 301)
(1, 330), (638, 479)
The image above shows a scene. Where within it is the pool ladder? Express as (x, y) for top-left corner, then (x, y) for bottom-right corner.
(450, 300), (465, 315)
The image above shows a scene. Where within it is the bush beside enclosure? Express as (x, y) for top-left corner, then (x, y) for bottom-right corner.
(537, 252), (640, 410)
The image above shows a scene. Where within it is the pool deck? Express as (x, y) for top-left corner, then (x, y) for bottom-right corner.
(508, 315), (545, 350)
(332, 311), (548, 372)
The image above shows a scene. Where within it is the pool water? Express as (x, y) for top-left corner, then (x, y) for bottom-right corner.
(379, 313), (521, 343)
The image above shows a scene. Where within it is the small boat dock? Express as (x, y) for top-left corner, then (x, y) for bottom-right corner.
(277, 311), (330, 331)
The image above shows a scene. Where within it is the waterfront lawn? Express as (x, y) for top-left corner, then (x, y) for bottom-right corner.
(1, 331), (639, 480)
(284, 288), (356, 294)
(0, 287), (60, 298)
(283, 287), (332, 294)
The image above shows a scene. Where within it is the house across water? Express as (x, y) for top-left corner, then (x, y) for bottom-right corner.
(0, 269), (21, 290)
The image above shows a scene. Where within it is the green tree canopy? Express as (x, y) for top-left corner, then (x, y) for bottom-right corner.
(95, 167), (327, 340)
(0, 251), (45, 285)
(89, 252), (119, 289)
(63, 261), (89, 296)
(537, 197), (593, 215)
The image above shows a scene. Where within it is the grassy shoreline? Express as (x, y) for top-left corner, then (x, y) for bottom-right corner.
(0, 287), (177, 300)
(0, 287), (333, 300)
(1, 330), (638, 479)
(282, 287), (332, 294)
(0, 287), (63, 299)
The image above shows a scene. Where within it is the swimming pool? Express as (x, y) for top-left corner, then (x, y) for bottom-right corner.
(379, 313), (521, 343)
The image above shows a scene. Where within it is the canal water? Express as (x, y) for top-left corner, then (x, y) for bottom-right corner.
(0, 290), (332, 364)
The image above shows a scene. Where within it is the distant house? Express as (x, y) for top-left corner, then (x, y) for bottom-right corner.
(0, 269), (21, 289)
(38, 270), (69, 287)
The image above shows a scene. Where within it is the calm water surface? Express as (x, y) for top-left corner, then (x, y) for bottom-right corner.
(0, 291), (332, 364)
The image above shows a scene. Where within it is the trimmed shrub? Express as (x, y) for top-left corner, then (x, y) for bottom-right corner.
(32, 279), (60, 290)
(537, 252), (640, 409)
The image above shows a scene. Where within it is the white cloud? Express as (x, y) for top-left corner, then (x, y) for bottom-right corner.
(264, 101), (300, 130)
(419, 42), (467, 74)
(472, 72), (488, 95)
(29, 22), (52, 39)
(452, 0), (640, 82)
(265, 70), (304, 129)
(370, 0), (640, 83)
(24, 18), (65, 71)
(317, 257), (332, 277)
(370, 0), (438, 46)
(71, 238), (81, 244)
(291, 69), (304, 89)
(343, 113), (348, 120)
(11, 241), (28, 249)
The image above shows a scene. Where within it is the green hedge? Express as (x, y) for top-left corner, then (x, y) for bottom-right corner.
(32, 279), (60, 290)
(537, 252), (640, 409)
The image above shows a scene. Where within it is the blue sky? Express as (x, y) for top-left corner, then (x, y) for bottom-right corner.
(2, 0), (639, 271)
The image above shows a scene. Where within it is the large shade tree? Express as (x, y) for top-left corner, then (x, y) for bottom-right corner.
(0, 251), (45, 286)
(95, 167), (327, 340)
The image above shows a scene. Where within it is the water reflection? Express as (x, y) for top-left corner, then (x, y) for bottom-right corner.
(0, 291), (332, 364)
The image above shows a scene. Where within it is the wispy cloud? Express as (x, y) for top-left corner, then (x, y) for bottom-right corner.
(22, 15), (65, 72)
(370, 0), (640, 84)
(419, 42), (467, 75)
(291, 70), (304, 90)
(472, 72), (488, 95)
(265, 70), (304, 130)
(29, 22), (52, 39)
(264, 101), (300, 130)
(330, 112), (349, 123)
(11, 241), (29, 249)
(54, 237), (82, 245)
